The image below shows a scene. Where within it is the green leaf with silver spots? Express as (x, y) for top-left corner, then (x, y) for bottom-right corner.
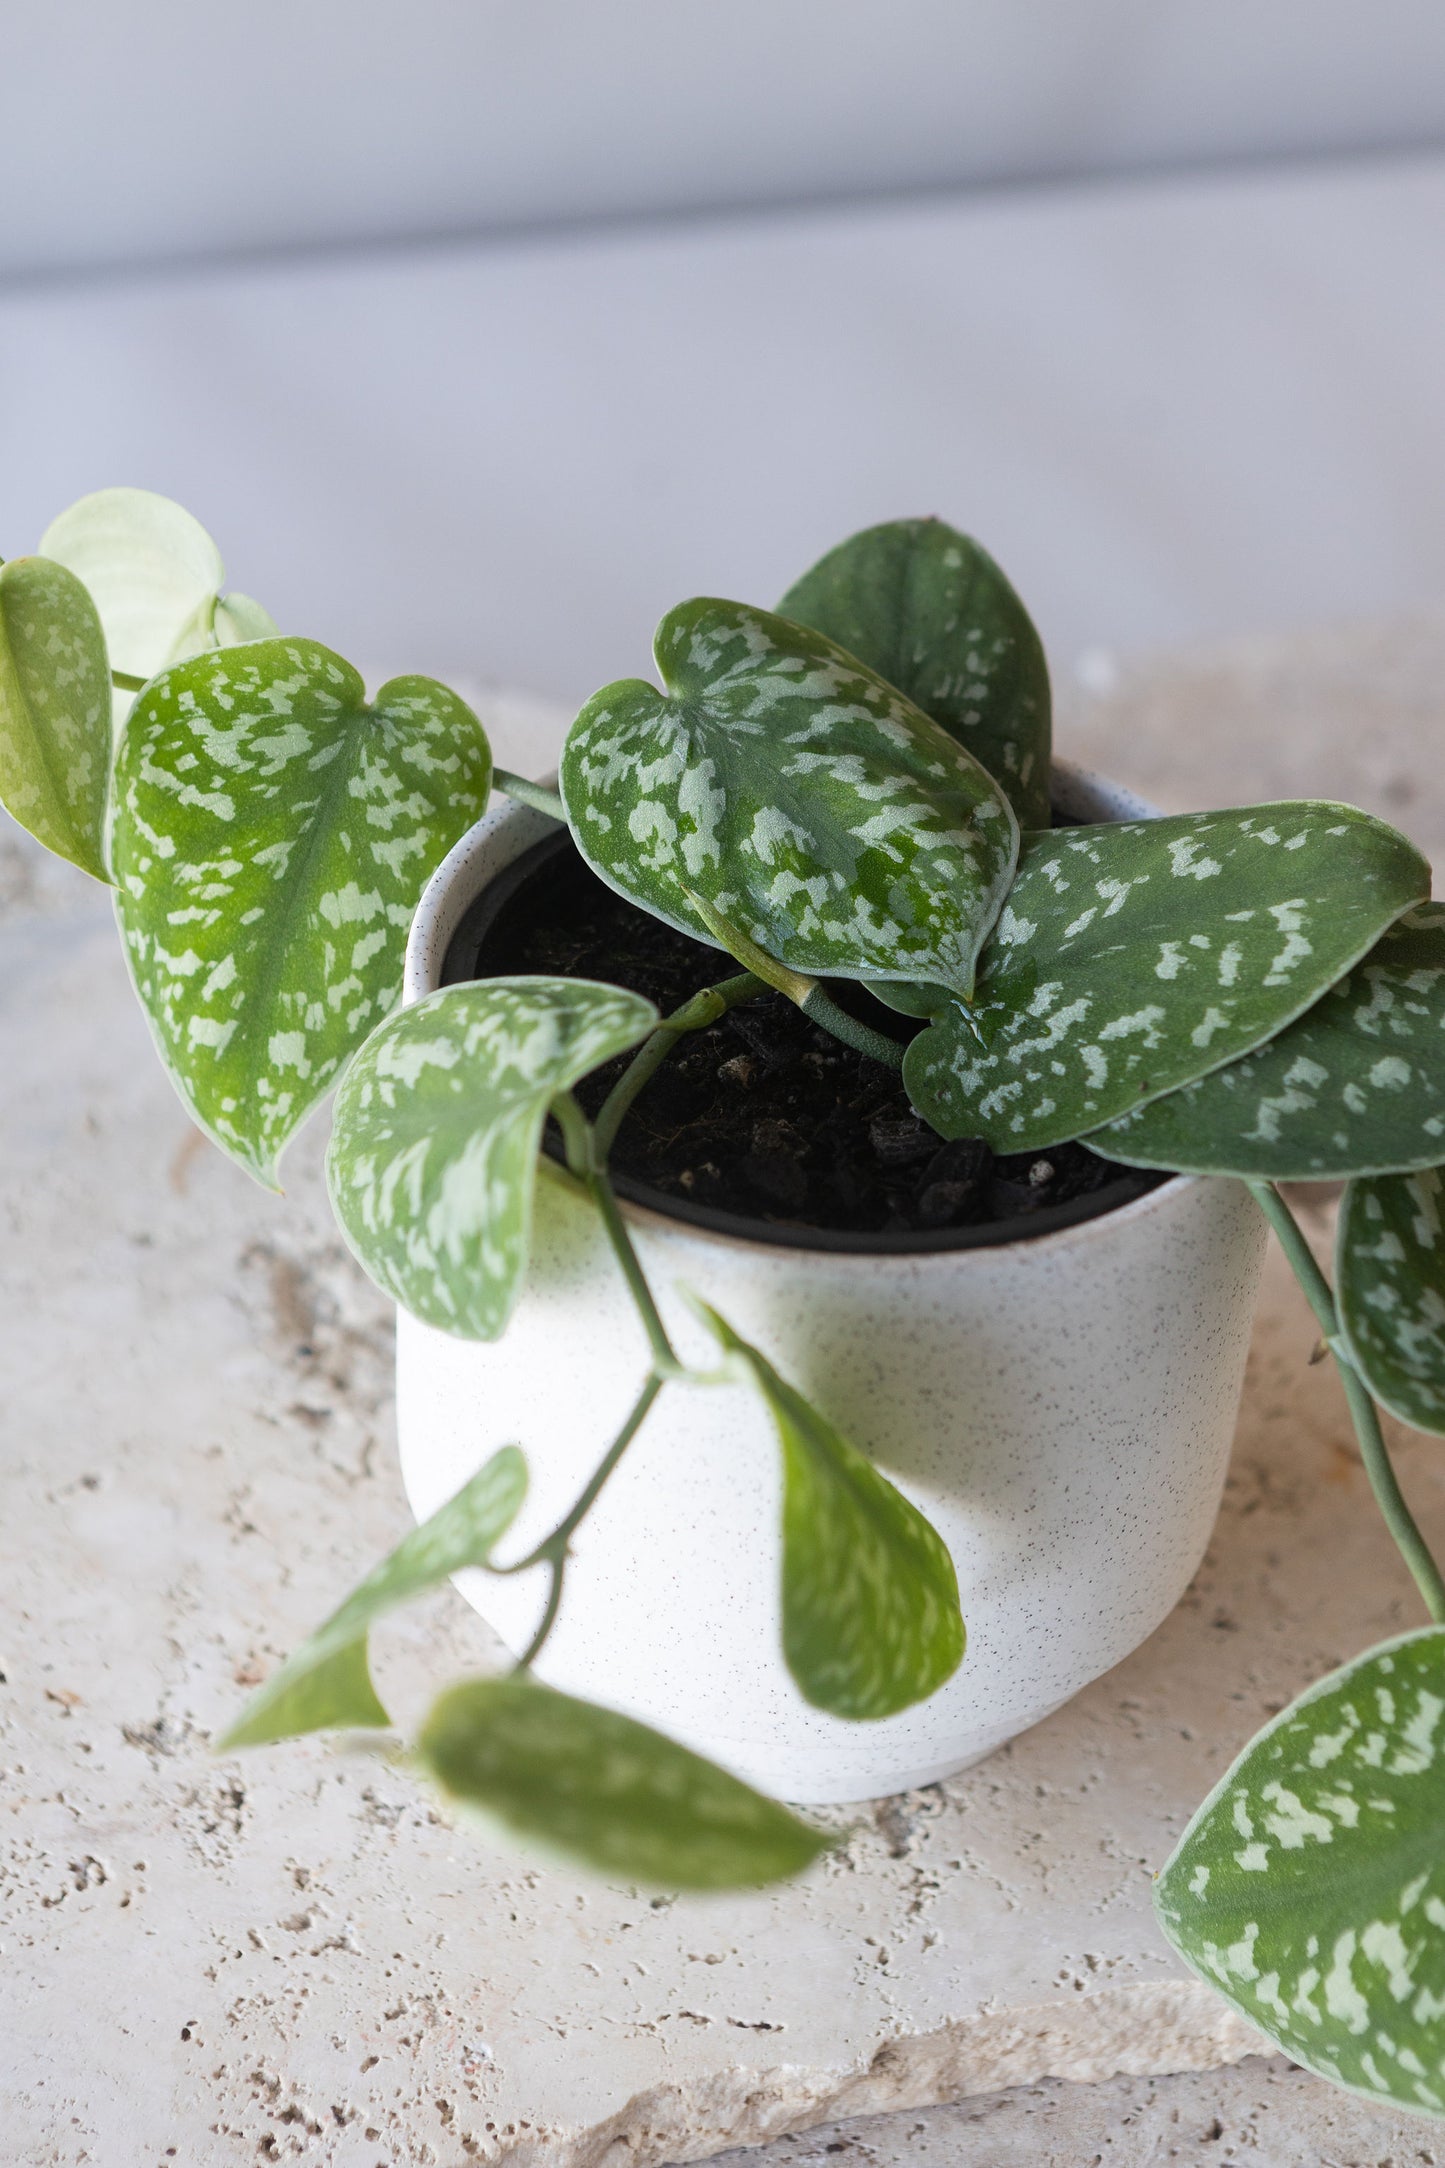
(328, 977), (658, 1340)
(779, 517), (1052, 828)
(697, 1303), (964, 1719)
(560, 597), (1019, 1004)
(218, 1446), (527, 1749)
(1097, 905), (1445, 1178)
(1338, 1168), (1445, 1436)
(111, 638), (493, 1186)
(903, 805), (1429, 1151)
(1157, 1627), (1445, 2116)
(40, 487), (278, 700)
(0, 556), (113, 881)
(418, 1674), (829, 1889)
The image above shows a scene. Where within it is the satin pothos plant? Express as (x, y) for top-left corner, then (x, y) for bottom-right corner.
(6, 493), (1445, 2111)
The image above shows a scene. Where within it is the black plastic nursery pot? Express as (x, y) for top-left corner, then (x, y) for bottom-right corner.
(440, 825), (1164, 1257)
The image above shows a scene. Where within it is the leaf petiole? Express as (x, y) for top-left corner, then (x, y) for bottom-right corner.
(494, 768), (566, 822)
(111, 668), (147, 692)
(680, 888), (908, 1071)
(798, 984), (906, 1070)
(593, 970), (765, 1158)
(1246, 1179), (1445, 1623)
(550, 1089), (680, 1374)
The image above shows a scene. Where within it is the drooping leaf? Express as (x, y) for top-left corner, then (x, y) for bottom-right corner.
(559, 596), (1019, 1005)
(327, 977), (657, 1339)
(779, 517), (1052, 828)
(0, 556), (113, 881)
(418, 1674), (830, 1889)
(1157, 1627), (1445, 2116)
(1096, 905), (1445, 1178)
(697, 1303), (964, 1719)
(1337, 1169), (1445, 1436)
(904, 806), (1429, 1151)
(110, 639), (493, 1186)
(40, 487), (278, 698)
(218, 1446), (528, 1749)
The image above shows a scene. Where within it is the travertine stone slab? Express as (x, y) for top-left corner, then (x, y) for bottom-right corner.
(3, 643), (1444, 2166)
(714, 2052), (1445, 2168)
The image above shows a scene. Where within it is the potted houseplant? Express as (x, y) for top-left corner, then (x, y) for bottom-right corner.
(4, 491), (1445, 2116)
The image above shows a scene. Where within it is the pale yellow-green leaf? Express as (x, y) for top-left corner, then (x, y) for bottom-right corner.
(0, 556), (113, 881)
(39, 488), (278, 724)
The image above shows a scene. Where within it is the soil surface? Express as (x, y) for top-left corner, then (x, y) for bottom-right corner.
(458, 835), (1160, 1238)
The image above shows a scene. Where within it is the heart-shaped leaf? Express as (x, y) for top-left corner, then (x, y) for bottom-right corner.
(559, 597), (1019, 1004)
(1157, 1627), (1445, 2115)
(328, 977), (658, 1340)
(40, 487), (278, 695)
(904, 806), (1429, 1151)
(111, 639), (493, 1186)
(218, 1446), (527, 1749)
(697, 1303), (964, 1719)
(779, 517), (1052, 828)
(1096, 905), (1445, 1178)
(418, 1674), (829, 1889)
(0, 556), (113, 882)
(1337, 1169), (1445, 1435)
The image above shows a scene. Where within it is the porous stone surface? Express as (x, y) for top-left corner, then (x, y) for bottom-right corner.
(1061, 610), (1445, 864)
(3, 646), (1444, 2165)
(716, 2053), (1445, 2167)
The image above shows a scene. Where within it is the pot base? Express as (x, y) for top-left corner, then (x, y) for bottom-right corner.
(628, 1700), (1073, 1808)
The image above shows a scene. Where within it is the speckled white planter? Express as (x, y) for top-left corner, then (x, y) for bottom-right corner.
(397, 764), (1267, 1804)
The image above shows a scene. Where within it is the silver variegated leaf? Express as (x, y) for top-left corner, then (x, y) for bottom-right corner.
(218, 1446), (527, 1748)
(418, 1674), (829, 1889)
(327, 977), (658, 1340)
(0, 555), (113, 882)
(559, 597), (1019, 1004)
(903, 806), (1429, 1151)
(1157, 1627), (1445, 2116)
(40, 487), (278, 703)
(1097, 905), (1445, 1178)
(1338, 1168), (1445, 1435)
(697, 1303), (964, 1719)
(779, 516), (1052, 828)
(110, 639), (493, 1185)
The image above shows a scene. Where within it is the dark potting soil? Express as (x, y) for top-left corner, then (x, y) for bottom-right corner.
(451, 832), (1164, 1242)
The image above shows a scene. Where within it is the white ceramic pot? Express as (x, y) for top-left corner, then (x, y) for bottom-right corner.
(396, 763), (1267, 1804)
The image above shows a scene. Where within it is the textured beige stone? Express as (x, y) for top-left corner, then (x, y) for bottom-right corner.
(715, 2052), (1444, 2167)
(3, 638), (1444, 2164)
(1061, 608), (1445, 864)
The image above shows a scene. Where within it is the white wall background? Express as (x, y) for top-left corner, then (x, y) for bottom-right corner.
(5, 6), (1445, 706)
(4, 1), (1445, 280)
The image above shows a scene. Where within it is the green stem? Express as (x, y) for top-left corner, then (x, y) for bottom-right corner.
(800, 985), (906, 1070)
(111, 669), (147, 693)
(494, 768), (566, 822)
(593, 970), (764, 1158)
(551, 1090), (680, 1374)
(506, 1371), (665, 1670)
(549, 1088), (593, 1182)
(588, 1163), (680, 1373)
(1247, 1178), (1445, 1623)
(678, 882), (908, 1070)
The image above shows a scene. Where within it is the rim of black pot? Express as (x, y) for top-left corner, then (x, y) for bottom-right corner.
(440, 827), (1167, 1257)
